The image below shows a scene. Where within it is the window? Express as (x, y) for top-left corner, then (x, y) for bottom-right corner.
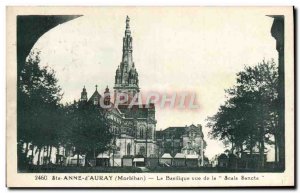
(127, 143), (131, 155)
(94, 97), (98, 105)
(139, 146), (145, 156)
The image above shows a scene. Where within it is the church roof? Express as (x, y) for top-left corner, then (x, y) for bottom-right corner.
(88, 90), (101, 103)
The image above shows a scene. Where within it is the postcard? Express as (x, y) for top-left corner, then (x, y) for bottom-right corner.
(6, 6), (295, 187)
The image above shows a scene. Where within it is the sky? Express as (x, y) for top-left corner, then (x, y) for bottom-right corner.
(31, 7), (278, 159)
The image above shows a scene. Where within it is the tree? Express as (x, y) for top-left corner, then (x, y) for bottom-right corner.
(18, 51), (63, 167)
(18, 51), (114, 168)
(207, 59), (279, 169)
(64, 100), (113, 166)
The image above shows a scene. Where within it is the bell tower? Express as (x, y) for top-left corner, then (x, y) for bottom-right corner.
(114, 16), (140, 104)
(104, 86), (111, 106)
(81, 86), (88, 102)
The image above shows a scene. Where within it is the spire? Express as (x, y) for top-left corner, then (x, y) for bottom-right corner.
(126, 15), (130, 25)
(95, 84), (98, 91)
(114, 16), (138, 87)
(125, 15), (130, 35)
(113, 16), (140, 104)
(122, 16), (132, 56)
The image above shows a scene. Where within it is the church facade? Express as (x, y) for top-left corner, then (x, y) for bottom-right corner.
(80, 16), (157, 165)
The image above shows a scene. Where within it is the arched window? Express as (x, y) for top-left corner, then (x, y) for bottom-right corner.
(139, 146), (145, 156)
(140, 129), (144, 139)
(127, 143), (131, 155)
(147, 129), (152, 138)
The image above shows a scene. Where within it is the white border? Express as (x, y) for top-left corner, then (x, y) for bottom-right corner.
(1, 1), (299, 192)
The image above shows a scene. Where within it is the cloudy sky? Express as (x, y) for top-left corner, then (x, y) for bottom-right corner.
(31, 7), (278, 159)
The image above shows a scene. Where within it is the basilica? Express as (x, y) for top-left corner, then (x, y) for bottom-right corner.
(24, 16), (206, 168)
(80, 16), (157, 166)
(78, 16), (206, 167)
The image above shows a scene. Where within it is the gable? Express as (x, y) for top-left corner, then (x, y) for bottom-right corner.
(88, 90), (101, 103)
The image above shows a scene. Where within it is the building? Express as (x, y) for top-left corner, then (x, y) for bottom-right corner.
(156, 124), (206, 166)
(26, 16), (207, 168)
(80, 16), (157, 166)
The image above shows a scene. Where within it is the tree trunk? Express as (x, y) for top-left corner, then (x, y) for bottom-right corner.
(24, 142), (29, 158)
(49, 145), (53, 164)
(55, 145), (59, 164)
(112, 149), (115, 167)
(37, 148), (42, 166)
(85, 154), (88, 167)
(46, 145), (49, 165)
(249, 133), (253, 156)
(274, 133), (278, 164)
(240, 145), (243, 158)
(259, 130), (265, 169)
(249, 132), (254, 169)
(31, 144), (35, 165)
(77, 152), (80, 167)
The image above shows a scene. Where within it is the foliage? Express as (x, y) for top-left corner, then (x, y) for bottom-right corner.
(64, 101), (113, 159)
(18, 51), (113, 167)
(207, 59), (279, 167)
(18, 51), (63, 148)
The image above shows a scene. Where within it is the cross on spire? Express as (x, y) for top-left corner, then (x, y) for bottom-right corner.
(95, 84), (98, 91)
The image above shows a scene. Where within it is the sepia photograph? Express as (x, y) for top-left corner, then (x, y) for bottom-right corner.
(6, 6), (295, 187)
